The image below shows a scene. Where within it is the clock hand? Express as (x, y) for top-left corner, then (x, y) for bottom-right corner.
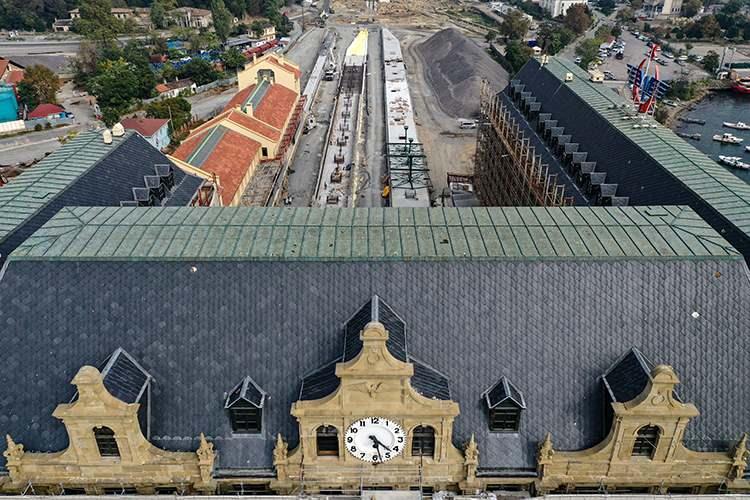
(368, 436), (383, 462)
(373, 437), (391, 452)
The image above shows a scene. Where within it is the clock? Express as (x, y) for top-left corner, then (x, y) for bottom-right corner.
(344, 416), (405, 463)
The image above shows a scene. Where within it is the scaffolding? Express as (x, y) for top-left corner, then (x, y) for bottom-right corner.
(474, 80), (573, 207)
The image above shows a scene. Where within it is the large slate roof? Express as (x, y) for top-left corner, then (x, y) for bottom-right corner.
(513, 57), (750, 261)
(0, 131), (204, 261)
(0, 207), (748, 476)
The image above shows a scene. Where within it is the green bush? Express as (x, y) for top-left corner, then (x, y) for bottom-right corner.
(34, 123), (43, 131)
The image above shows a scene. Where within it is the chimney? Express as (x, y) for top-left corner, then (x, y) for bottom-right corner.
(253, 52), (257, 63)
(102, 129), (113, 144)
(245, 103), (254, 117)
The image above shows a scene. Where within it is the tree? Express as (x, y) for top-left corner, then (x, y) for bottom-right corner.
(611, 25), (622, 38)
(721, 0), (742, 15)
(564, 4), (592, 35)
(537, 22), (575, 54)
(700, 15), (722, 39)
(87, 58), (140, 126)
(500, 10), (531, 40)
(681, 0), (702, 17)
(17, 65), (61, 109)
(616, 6), (634, 22)
(211, 0), (233, 42)
(630, 0), (643, 9)
(178, 58), (221, 85)
(504, 41), (533, 72)
(485, 30), (498, 43)
(575, 38), (600, 68)
(122, 41), (157, 99)
(151, 0), (167, 29)
(685, 42), (693, 54)
(598, 0), (615, 15)
(703, 50), (720, 73)
(145, 97), (192, 133)
(73, 0), (122, 43)
(221, 47), (247, 72)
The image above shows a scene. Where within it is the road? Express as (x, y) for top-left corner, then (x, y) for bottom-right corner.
(186, 86), (237, 120)
(358, 25), (385, 207)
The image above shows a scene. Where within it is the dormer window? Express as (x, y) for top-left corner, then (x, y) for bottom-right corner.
(225, 376), (266, 434)
(482, 376), (525, 432)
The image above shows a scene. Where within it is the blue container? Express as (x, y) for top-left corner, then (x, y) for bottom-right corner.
(0, 86), (19, 123)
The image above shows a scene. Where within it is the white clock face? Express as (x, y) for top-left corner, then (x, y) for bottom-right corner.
(345, 416), (405, 463)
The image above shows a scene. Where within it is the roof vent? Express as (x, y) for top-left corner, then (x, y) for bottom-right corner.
(102, 129), (113, 144)
(564, 72), (573, 82)
(112, 122), (125, 137)
(405, 189), (417, 199)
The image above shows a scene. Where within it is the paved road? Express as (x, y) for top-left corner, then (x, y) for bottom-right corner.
(358, 25), (385, 207)
(186, 86), (237, 120)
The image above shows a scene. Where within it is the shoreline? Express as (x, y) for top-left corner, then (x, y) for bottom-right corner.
(665, 81), (735, 130)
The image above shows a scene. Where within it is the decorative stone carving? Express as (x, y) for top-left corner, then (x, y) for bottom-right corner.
(464, 434), (479, 480)
(537, 365), (739, 493)
(731, 433), (749, 480)
(196, 433), (215, 488)
(273, 433), (289, 481)
(3, 435), (24, 485)
(285, 321), (464, 492)
(0, 366), (215, 494)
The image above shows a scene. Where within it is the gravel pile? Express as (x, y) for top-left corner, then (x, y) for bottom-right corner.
(417, 28), (509, 118)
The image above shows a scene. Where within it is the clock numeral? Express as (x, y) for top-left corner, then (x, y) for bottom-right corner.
(397, 437), (404, 443)
(360, 453), (366, 459)
(351, 427), (358, 433)
(385, 452), (391, 459)
(359, 420), (366, 427)
(350, 446), (357, 452)
(371, 417), (379, 424)
(346, 436), (353, 443)
(393, 446), (399, 452)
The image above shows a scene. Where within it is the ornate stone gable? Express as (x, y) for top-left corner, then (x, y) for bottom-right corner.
(1, 366), (215, 495)
(274, 321), (469, 493)
(537, 365), (748, 493)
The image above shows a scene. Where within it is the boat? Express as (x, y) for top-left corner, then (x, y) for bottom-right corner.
(678, 117), (706, 125)
(732, 78), (750, 95)
(747, 145), (750, 153)
(718, 155), (750, 170)
(723, 121), (750, 130)
(712, 132), (744, 144)
(676, 132), (701, 140)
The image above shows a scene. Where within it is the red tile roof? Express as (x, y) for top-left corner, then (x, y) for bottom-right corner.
(223, 85), (256, 112)
(5, 70), (23, 85)
(267, 55), (301, 79)
(173, 127), (261, 204)
(0, 59), (8, 77)
(121, 117), (170, 137)
(156, 78), (193, 93)
(254, 84), (298, 130)
(28, 103), (65, 119)
(226, 110), (281, 141)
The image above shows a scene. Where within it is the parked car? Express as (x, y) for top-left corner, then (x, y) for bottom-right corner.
(603, 70), (616, 80)
(662, 52), (674, 59)
(615, 51), (624, 60)
(677, 55), (688, 61)
(575, 56), (582, 64)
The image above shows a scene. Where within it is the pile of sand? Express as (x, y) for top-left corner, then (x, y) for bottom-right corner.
(416, 28), (508, 118)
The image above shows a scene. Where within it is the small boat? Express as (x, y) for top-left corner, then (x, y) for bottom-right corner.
(677, 132), (701, 141)
(679, 117), (706, 125)
(723, 121), (750, 130)
(746, 145), (750, 153)
(718, 155), (750, 170)
(713, 132), (744, 144)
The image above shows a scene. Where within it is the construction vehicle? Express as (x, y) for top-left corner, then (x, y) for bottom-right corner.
(324, 46), (337, 81)
(303, 114), (317, 134)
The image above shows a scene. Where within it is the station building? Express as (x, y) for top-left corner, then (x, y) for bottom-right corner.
(0, 206), (748, 496)
(170, 54), (303, 206)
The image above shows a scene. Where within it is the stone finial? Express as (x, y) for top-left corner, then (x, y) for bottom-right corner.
(4, 434), (24, 461)
(273, 433), (288, 465)
(539, 432), (554, 463)
(464, 433), (479, 463)
(360, 321), (388, 342)
(71, 366), (106, 404)
(196, 433), (215, 485)
(731, 433), (749, 480)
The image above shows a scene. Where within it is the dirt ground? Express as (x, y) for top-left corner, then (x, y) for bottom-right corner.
(396, 28), (478, 197)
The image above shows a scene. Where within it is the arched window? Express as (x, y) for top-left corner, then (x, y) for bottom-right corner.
(632, 425), (660, 458)
(93, 426), (120, 457)
(316, 425), (339, 456)
(411, 426), (435, 457)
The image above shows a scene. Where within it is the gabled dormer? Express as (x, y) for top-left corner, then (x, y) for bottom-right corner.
(482, 376), (526, 432)
(225, 376), (266, 434)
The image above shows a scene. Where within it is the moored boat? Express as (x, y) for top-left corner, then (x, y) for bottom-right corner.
(713, 132), (744, 144)
(723, 121), (750, 130)
(718, 155), (750, 169)
(732, 78), (750, 94)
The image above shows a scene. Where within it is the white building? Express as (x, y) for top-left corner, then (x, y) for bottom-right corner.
(642, 0), (683, 17)
(541, 0), (588, 17)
